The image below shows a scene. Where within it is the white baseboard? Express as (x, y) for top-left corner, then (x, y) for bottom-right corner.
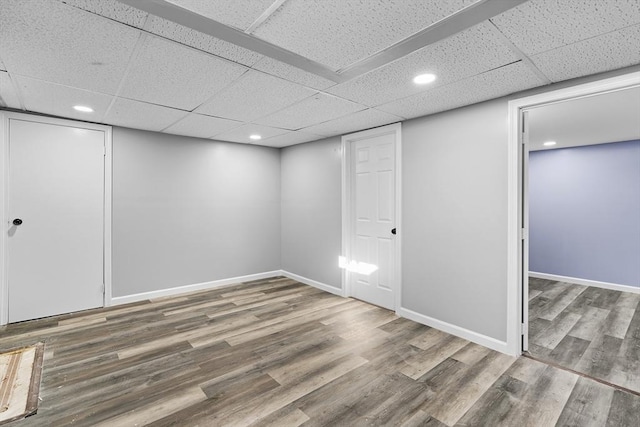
(397, 307), (513, 355)
(109, 270), (282, 306)
(280, 270), (344, 297)
(529, 272), (640, 294)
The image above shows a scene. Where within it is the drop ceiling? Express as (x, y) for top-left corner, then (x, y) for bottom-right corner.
(0, 0), (639, 148)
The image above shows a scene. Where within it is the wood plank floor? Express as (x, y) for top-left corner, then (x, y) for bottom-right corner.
(1, 276), (638, 426)
(528, 277), (640, 394)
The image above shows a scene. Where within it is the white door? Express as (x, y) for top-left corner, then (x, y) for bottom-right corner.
(345, 124), (399, 310)
(8, 118), (105, 323)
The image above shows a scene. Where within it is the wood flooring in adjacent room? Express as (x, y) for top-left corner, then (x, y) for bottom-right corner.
(1, 277), (639, 426)
(528, 277), (640, 394)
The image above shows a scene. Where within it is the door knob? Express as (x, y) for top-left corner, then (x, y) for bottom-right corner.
(12, 218), (22, 226)
(391, 228), (396, 235)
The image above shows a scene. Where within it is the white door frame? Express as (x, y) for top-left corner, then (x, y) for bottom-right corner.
(506, 71), (640, 355)
(0, 111), (113, 325)
(341, 122), (402, 313)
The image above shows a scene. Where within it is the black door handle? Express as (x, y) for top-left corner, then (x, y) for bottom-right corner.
(13, 218), (22, 226)
(391, 228), (396, 235)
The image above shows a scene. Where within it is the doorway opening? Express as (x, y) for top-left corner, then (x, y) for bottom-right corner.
(507, 71), (640, 388)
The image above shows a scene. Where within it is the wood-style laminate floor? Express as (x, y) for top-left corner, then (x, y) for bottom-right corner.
(528, 277), (640, 394)
(1, 276), (638, 426)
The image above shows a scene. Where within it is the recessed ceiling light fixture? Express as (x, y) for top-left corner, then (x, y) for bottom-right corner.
(543, 141), (557, 147)
(413, 73), (436, 85)
(249, 134), (262, 140)
(73, 105), (94, 113)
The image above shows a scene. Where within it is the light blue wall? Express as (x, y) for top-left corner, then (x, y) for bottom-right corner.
(529, 140), (640, 287)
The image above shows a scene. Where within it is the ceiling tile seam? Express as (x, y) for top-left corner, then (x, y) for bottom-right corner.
(4, 72), (27, 111)
(102, 21), (153, 122)
(527, 22), (640, 59)
(185, 67), (253, 115)
(334, 0), (530, 80)
(59, 0), (260, 75)
(372, 65), (531, 113)
(4, 72), (119, 117)
(487, 19), (552, 85)
(245, 0), (288, 34)
(239, 88), (377, 129)
(208, 122), (292, 140)
(295, 107), (399, 134)
(56, 0), (150, 32)
(238, 92), (322, 128)
(157, 107), (245, 135)
(115, 0), (345, 84)
(191, 67), (326, 117)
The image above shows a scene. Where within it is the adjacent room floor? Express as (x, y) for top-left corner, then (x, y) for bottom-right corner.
(528, 277), (640, 394)
(2, 277), (639, 426)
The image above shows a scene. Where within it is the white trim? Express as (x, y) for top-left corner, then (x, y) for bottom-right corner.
(110, 271), (282, 305)
(397, 307), (510, 354)
(0, 113), (7, 325)
(281, 270), (344, 297)
(507, 71), (640, 356)
(529, 272), (640, 295)
(0, 111), (113, 325)
(341, 122), (402, 312)
(103, 126), (113, 307)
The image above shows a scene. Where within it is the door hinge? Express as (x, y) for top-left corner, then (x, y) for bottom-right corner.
(103, 146), (106, 156)
(521, 323), (526, 335)
(520, 228), (527, 240)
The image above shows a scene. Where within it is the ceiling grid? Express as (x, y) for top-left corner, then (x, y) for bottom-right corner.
(0, 0), (637, 146)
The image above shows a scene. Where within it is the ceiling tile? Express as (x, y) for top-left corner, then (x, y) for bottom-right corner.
(165, 0), (275, 31)
(251, 57), (337, 90)
(163, 113), (242, 138)
(14, 75), (113, 121)
(143, 15), (263, 67)
(0, 71), (22, 109)
(104, 97), (188, 132)
(252, 0), (478, 70)
(491, 0), (640, 56)
(58, 0), (149, 27)
(377, 61), (544, 119)
(254, 93), (366, 130)
(327, 22), (520, 107)
(196, 70), (316, 122)
(531, 24), (640, 82)
(213, 123), (289, 144)
(0, 0), (141, 94)
(119, 34), (248, 111)
(302, 108), (403, 137)
(259, 131), (324, 148)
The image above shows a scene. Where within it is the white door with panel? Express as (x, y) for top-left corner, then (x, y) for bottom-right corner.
(7, 118), (105, 323)
(346, 125), (399, 310)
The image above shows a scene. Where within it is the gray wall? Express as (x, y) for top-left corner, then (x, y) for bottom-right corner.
(402, 99), (509, 341)
(280, 66), (640, 345)
(280, 137), (343, 288)
(112, 127), (281, 297)
(529, 140), (640, 287)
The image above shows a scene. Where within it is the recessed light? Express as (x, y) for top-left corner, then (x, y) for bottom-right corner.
(249, 134), (262, 140)
(413, 73), (436, 85)
(73, 105), (94, 113)
(543, 141), (557, 147)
